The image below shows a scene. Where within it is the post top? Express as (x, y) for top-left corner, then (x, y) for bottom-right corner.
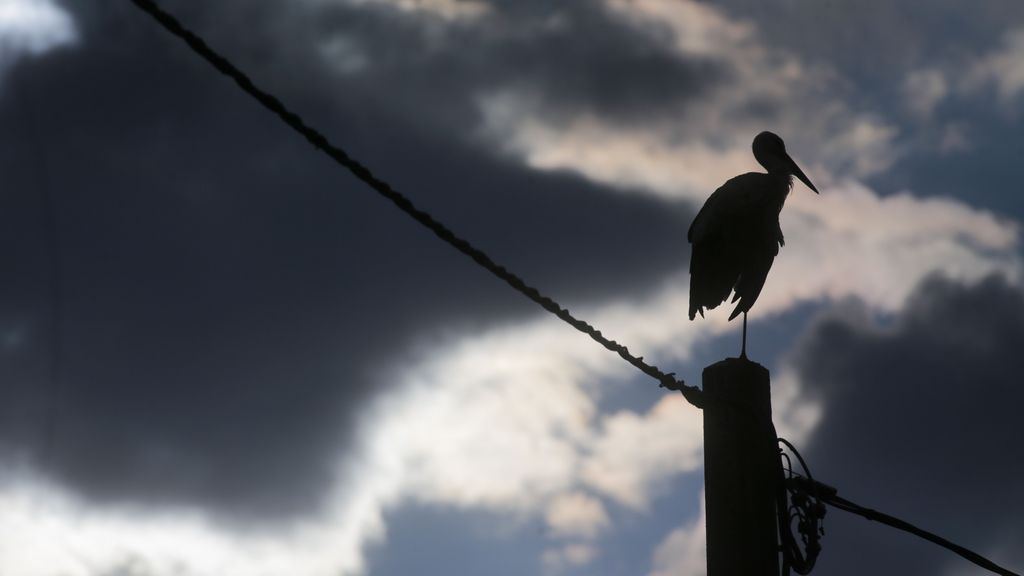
(701, 357), (773, 419)
(704, 356), (770, 375)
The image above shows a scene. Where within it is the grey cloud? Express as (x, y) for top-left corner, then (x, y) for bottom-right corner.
(708, 0), (1024, 225)
(790, 274), (1024, 574)
(0, 0), (699, 521)
(312, 0), (727, 124)
(712, 0), (1024, 92)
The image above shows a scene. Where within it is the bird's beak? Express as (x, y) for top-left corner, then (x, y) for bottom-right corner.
(787, 154), (818, 193)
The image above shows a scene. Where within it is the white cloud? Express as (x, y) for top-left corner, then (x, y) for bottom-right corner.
(325, 0), (490, 22)
(542, 542), (599, 573)
(544, 491), (610, 538)
(938, 122), (971, 154)
(904, 68), (949, 118)
(772, 181), (1019, 310)
(476, 99), (758, 202)
(368, 330), (600, 512)
(582, 395), (703, 509)
(605, 0), (754, 57)
(966, 28), (1024, 102)
(477, 0), (899, 198)
(0, 470), (388, 576)
(319, 34), (369, 75)
(0, 0), (76, 60)
(903, 27), (1024, 117)
(648, 497), (706, 576)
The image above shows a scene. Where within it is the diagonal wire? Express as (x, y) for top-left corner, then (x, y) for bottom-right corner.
(126, 0), (703, 408)
(826, 491), (1020, 576)
(786, 477), (1020, 576)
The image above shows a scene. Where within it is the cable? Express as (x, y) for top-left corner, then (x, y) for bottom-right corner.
(126, 0), (703, 409)
(824, 490), (1019, 576)
(786, 475), (1019, 576)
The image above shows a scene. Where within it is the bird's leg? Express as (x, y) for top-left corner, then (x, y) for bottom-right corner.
(740, 312), (748, 360)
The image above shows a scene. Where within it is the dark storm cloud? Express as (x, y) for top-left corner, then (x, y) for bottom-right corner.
(304, 0), (727, 126)
(0, 0), (711, 520)
(790, 274), (1024, 574)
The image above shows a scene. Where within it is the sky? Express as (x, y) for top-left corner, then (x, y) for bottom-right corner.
(1, 0), (1023, 575)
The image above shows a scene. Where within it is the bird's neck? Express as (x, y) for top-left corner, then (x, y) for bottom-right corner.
(764, 173), (792, 210)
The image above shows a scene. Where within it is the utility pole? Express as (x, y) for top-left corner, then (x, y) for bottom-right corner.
(703, 357), (779, 576)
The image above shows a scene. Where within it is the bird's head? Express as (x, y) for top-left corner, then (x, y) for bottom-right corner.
(752, 131), (818, 193)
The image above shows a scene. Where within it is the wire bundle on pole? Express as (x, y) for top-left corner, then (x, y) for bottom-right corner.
(780, 441), (1020, 576)
(777, 438), (827, 576)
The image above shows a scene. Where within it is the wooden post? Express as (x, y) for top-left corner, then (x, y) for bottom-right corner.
(703, 357), (779, 576)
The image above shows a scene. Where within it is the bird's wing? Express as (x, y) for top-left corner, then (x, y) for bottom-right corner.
(688, 174), (763, 320)
(687, 174), (763, 245)
(689, 235), (741, 319)
(728, 245), (776, 320)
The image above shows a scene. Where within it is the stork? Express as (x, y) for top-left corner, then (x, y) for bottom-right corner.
(688, 131), (818, 359)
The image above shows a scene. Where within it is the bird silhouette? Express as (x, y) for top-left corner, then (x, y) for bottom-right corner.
(688, 131), (818, 359)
